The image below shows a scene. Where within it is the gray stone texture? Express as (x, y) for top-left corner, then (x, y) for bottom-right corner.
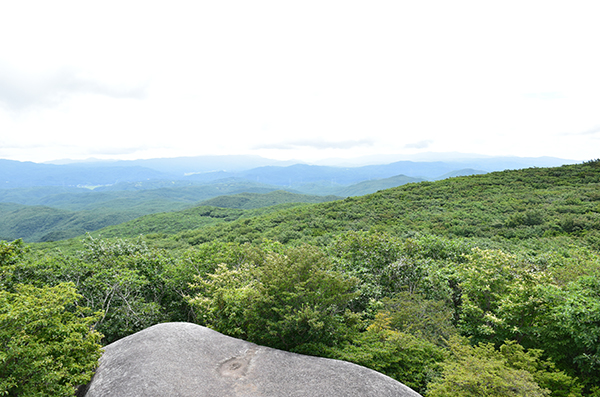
(82, 322), (422, 397)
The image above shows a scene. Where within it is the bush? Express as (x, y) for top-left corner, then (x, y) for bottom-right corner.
(0, 283), (103, 396)
(427, 338), (582, 397)
(189, 243), (358, 353)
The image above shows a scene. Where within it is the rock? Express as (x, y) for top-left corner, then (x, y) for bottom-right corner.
(80, 322), (422, 397)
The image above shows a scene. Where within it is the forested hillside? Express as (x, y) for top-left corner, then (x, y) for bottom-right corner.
(0, 155), (576, 243)
(168, 161), (600, 248)
(87, 192), (340, 240)
(0, 202), (153, 242)
(196, 190), (340, 209)
(0, 182), (334, 242)
(1, 160), (599, 396)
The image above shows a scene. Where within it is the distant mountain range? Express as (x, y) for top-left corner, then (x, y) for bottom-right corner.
(0, 154), (583, 242)
(0, 154), (578, 189)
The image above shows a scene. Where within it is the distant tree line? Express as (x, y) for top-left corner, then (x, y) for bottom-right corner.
(1, 160), (599, 396)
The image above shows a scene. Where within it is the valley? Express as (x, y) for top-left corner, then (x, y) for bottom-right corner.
(2, 156), (598, 396)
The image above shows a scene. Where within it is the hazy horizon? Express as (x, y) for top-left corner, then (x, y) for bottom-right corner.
(3, 151), (581, 166)
(1, 2), (598, 163)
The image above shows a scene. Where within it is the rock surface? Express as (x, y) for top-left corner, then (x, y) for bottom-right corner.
(81, 322), (422, 397)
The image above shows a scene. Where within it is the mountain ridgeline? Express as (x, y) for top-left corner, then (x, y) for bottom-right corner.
(139, 160), (599, 249)
(2, 159), (600, 396)
(1, 155), (572, 189)
(0, 155), (575, 242)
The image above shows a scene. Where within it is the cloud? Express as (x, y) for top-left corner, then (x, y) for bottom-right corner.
(578, 125), (600, 136)
(0, 140), (48, 149)
(404, 140), (433, 149)
(0, 64), (148, 111)
(561, 125), (600, 137)
(255, 139), (375, 150)
(85, 146), (151, 156)
(0, 136), (150, 159)
(523, 92), (566, 100)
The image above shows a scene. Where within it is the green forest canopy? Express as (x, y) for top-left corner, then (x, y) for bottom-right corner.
(1, 159), (599, 396)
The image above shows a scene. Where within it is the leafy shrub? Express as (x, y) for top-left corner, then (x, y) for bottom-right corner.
(189, 243), (358, 352)
(330, 313), (445, 395)
(428, 338), (582, 397)
(0, 283), (102, 396)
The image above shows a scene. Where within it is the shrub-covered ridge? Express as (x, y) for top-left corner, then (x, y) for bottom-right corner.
(1, 160), (600, 396)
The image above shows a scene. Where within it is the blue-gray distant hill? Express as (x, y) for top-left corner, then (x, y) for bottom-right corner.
(184, 158), (574, 187)
(0, 179), (279, 211)
(0, 154), (580, 242)
(0, 159), (167, 189)
(46, 155), (297, 175)
(2, 155), (576, 189)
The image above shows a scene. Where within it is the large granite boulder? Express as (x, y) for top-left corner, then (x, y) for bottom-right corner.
(80, 322), (422, 397)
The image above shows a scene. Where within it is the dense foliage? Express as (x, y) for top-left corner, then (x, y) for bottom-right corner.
(170, 161), (600, 247)
(0, 183), (335, 242)
(1, 160), (599, 396)
(0, 241), (103, 396)
(189, 243), (358, 353)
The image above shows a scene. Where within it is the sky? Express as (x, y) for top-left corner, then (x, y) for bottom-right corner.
(0, 1), (598, 164)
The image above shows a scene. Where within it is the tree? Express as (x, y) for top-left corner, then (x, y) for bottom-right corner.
(0, 239), (27, 267)
(379, 292), (457, 347)
(428, 338), (551, 397)
(329, 231), (403, 309)
(7, 235), (177, 344)
(330, 312), (445, 395)
(499, 341), (583, 397)
(457, 248), (551, 344)
(189, 243), (358, 353)
(427, 337), (582, 397)
(62, 235), (172, 343)
(0, 283), (103, 396)
(0, 239), (28, 289)
(537, 276), (600, 392)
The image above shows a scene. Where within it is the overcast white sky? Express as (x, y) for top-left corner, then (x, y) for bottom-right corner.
(0, 1), (598, 163)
